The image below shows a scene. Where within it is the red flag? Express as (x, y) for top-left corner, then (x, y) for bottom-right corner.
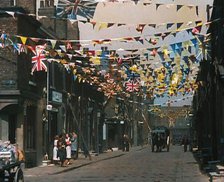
(31, 46), (47, 73)
(31, 53), (47, 73)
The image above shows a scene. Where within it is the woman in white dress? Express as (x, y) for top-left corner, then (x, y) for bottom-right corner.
(65, 133), (72, 164)
(53, 135), (60, 164)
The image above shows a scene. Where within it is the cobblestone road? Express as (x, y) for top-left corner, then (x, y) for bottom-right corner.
(24, 145), (209, 182)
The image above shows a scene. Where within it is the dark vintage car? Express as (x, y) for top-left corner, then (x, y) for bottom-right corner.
(151, 126), (170, 152)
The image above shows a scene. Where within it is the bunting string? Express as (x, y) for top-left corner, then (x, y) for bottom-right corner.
(0, 2), (214, 102)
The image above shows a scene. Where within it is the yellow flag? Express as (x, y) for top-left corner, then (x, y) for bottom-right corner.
(20, 36), (27, 45)
(98, 22), (108, 31)
(90, 57), (101, 65)
(181, 48), (189, 57)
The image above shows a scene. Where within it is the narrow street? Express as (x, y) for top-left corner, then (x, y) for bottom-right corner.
(24, 145), (209, 182)
(1, 1), (224, 182)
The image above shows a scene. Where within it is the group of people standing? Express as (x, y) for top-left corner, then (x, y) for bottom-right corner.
(53, 132), (78, 167)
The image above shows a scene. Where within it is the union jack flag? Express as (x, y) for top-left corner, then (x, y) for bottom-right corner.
(31, 49), (47, 74)
(56, 0), (98, 20)
(125, 79), (139, 92)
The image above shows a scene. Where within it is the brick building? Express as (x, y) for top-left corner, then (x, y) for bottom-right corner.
(0, 0), (106, 167)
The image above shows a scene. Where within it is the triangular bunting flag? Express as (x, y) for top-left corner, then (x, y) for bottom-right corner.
(30, 38), (40, 42)
(177, 5), (183, 11)
(90, 57), (101, 65)
(80, 20), (87, 24)
(161, 32), (171, 40)
(188, 46), (192, 54)
(108, 23), (115, 28)
(156, 4), (162, 10)
(20, 36), (27, 45)
(59, 45), (66, 52)
(148, 24), (156, 28)
(186, 28), (192, 34)
(157, 51), (165, 61)
(5, 11), (15, 18)
(90, 21), (96, 29)
(138, 38), (144, 44)
(134, 37), (144, 44)
(117, 23), (125, 27)
(176, 48), (182, 56)
(177, 23), (184, 30)
(182, 49), (189, 57)
(167, 23), (174, 29)
(170, 44), (176, 53)
(175, 42), (182, 50)
(50, 39), (57, 49)
(192, 25), (202, 35)
(67, 54), (73, 60)
(191, 38), (198, 47)
(195, 20), (202, 26)
(66, 42), (73, 50)
(99, 22), (108, 31)
(136, 24), (146, 33)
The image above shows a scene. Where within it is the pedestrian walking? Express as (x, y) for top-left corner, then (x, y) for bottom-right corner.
(70, 132), (78, 160)
(182, 135), (189, 152)
(122, 134), (130, 152)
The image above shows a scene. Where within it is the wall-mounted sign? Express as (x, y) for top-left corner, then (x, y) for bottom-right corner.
(52, 91), (62, 103)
